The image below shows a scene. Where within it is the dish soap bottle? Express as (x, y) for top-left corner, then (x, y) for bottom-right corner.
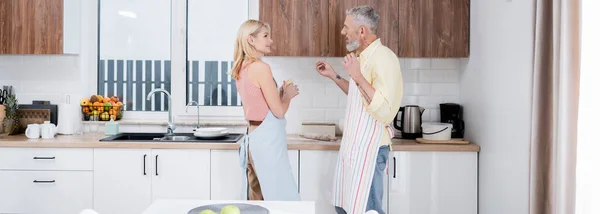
(105, 116), (119, 136)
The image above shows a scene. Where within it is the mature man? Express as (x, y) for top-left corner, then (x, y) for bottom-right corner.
(315, 6), (403, 214)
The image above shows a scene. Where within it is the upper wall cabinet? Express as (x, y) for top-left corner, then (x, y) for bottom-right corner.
(399, 0), (469, 57)
(0, 0), (80, 55)
(259, 0), (469, 58)
(259, 0), (329, 56)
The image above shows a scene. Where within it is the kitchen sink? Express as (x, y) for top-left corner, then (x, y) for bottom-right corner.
(99, 132), (243, 143)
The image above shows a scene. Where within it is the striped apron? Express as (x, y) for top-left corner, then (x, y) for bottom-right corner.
(332, 43), (394, 214)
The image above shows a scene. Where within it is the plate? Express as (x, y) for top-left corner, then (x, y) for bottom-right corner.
(188, 203), (269, 214)
(193, 127), (228, 138)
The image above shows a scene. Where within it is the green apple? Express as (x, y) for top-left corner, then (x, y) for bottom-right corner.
(220, 205), (241, 214)
(199, 209), (216, 214)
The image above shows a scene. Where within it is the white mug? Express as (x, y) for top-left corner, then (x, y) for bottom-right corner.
(25, 124), (41, 139)
(41, 121), (58, 139)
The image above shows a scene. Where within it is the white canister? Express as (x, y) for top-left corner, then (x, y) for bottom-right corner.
(421, 123), (453, 140)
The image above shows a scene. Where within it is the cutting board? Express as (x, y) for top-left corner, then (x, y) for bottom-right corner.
(416, 138), (470, 145)
(17, 109), (51, 133)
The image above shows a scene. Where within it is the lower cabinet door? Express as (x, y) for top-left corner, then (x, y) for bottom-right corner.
(0, 171), (93, 214)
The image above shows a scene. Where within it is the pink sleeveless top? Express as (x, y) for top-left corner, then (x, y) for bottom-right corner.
(236, 69), (269, 121)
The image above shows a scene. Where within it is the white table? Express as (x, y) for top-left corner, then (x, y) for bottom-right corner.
(142, 199), (337, 214)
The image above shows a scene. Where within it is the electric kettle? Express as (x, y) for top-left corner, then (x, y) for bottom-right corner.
(393, 105), (425, 139)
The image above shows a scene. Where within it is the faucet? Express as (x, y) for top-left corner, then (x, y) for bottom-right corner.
(146, 88), (175, 135)
(186, 101), (201, 130)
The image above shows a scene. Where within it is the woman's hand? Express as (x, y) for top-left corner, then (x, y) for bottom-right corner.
(281, 81), (299, 102)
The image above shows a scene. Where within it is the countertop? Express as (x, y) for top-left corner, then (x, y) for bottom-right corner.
(0, 133), (480, 152)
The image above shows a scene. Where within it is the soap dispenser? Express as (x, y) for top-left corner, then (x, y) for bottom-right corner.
(105, 116), (119, 136)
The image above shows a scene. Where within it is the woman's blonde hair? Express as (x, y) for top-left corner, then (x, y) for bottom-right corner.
(231, 20), (271, 80)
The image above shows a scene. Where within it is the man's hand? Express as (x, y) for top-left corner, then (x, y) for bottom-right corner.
(343, 53), (361, 79)
(316, 61), (337, 80)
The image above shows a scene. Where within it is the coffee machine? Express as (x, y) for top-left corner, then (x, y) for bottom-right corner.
(439, 103), (464, 138)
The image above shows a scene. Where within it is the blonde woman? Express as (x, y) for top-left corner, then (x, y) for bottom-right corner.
(232, 19), (300, 201)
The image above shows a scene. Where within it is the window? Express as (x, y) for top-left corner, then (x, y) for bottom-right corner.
(98, 0), (172, 112)
(97, 0), (249, 118)
(186, 0), (248, 107)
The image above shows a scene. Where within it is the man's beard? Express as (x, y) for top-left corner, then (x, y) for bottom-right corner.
(346, 39), (359, 52)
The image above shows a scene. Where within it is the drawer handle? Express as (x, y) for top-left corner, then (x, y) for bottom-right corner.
(155, 155), (159, 176)
(33, 157), (55, 160)
(33, 180), (55, 183)
(393, 157), (396, 178)
(143, 154), (147, 175)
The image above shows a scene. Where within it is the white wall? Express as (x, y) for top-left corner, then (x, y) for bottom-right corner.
(459, 0), (534, 214)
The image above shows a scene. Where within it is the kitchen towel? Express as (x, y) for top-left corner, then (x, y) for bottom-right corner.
(57, 94), (81, 135)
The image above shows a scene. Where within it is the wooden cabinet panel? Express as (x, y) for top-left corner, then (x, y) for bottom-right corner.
(258, 0), (470, 57)
(259, 0), (329, 56)
(0, 0), (64, 54)
(431, 0), (469, 57)
(399, 0), (469, 57)
(329, 0), (399, 57)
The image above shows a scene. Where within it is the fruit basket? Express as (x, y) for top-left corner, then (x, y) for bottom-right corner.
(80, 95), (124, 121)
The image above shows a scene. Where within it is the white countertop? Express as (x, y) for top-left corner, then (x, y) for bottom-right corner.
(142, 199), (337, 214)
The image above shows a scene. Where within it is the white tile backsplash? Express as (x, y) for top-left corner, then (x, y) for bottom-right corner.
(418, 96), (444, 108)
(402, 69), (419, 82)
(300, 109), (327, 122)
(431, 58), (459, 70)
(402, 96), (419, 106)
(0, 55), (82, 105)
(431, 83), (460, 95)
(418, 70), (459, 83)
(325, 109), (346, 122)
(312, 92), (339, 108)
(404, 83), (431, 95)
(442, 96), (460, 103)
(428, 109), (441, 123)
(405, 58), (431, 69)
(264, 57), (461, 127)
(3, 55), (460, 134)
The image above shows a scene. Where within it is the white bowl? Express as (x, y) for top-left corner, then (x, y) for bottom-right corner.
(193, 127), (228, 138)
(421, 123), (453, 140)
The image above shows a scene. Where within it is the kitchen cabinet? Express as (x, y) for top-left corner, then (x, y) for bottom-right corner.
(0, 148), (93, 214)
(93, 148), (210, 214)
(259, 0), (469, 57)
(0, 0), (80, 54)
(298, 150), (338, 202)
(210, 149), (299, 200)
(398, 0), (470, 57)
(93, 149), (152, 214)
(0, 171), (93, 214)
(0, 146), (478, 214)
(259, 0), (329, 56)
(388, 151), (477, 214)
(150, 149), (211, 201)
(298, 150), (389, 213)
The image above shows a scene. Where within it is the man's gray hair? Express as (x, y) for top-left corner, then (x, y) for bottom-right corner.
(346, 6), (380, 34)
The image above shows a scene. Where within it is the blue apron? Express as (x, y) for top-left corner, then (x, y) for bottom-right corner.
(239, 111), (300, 201)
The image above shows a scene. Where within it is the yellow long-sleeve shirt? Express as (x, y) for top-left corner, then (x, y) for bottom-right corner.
(357, 39), (404, 146)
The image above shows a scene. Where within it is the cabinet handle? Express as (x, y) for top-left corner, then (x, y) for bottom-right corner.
(33, 180), (55, 183)
(143, 154), (147, 175)
(155, 155), (159, 176)
(33, 156), (55, 160)
(393, 157), (396, 178)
